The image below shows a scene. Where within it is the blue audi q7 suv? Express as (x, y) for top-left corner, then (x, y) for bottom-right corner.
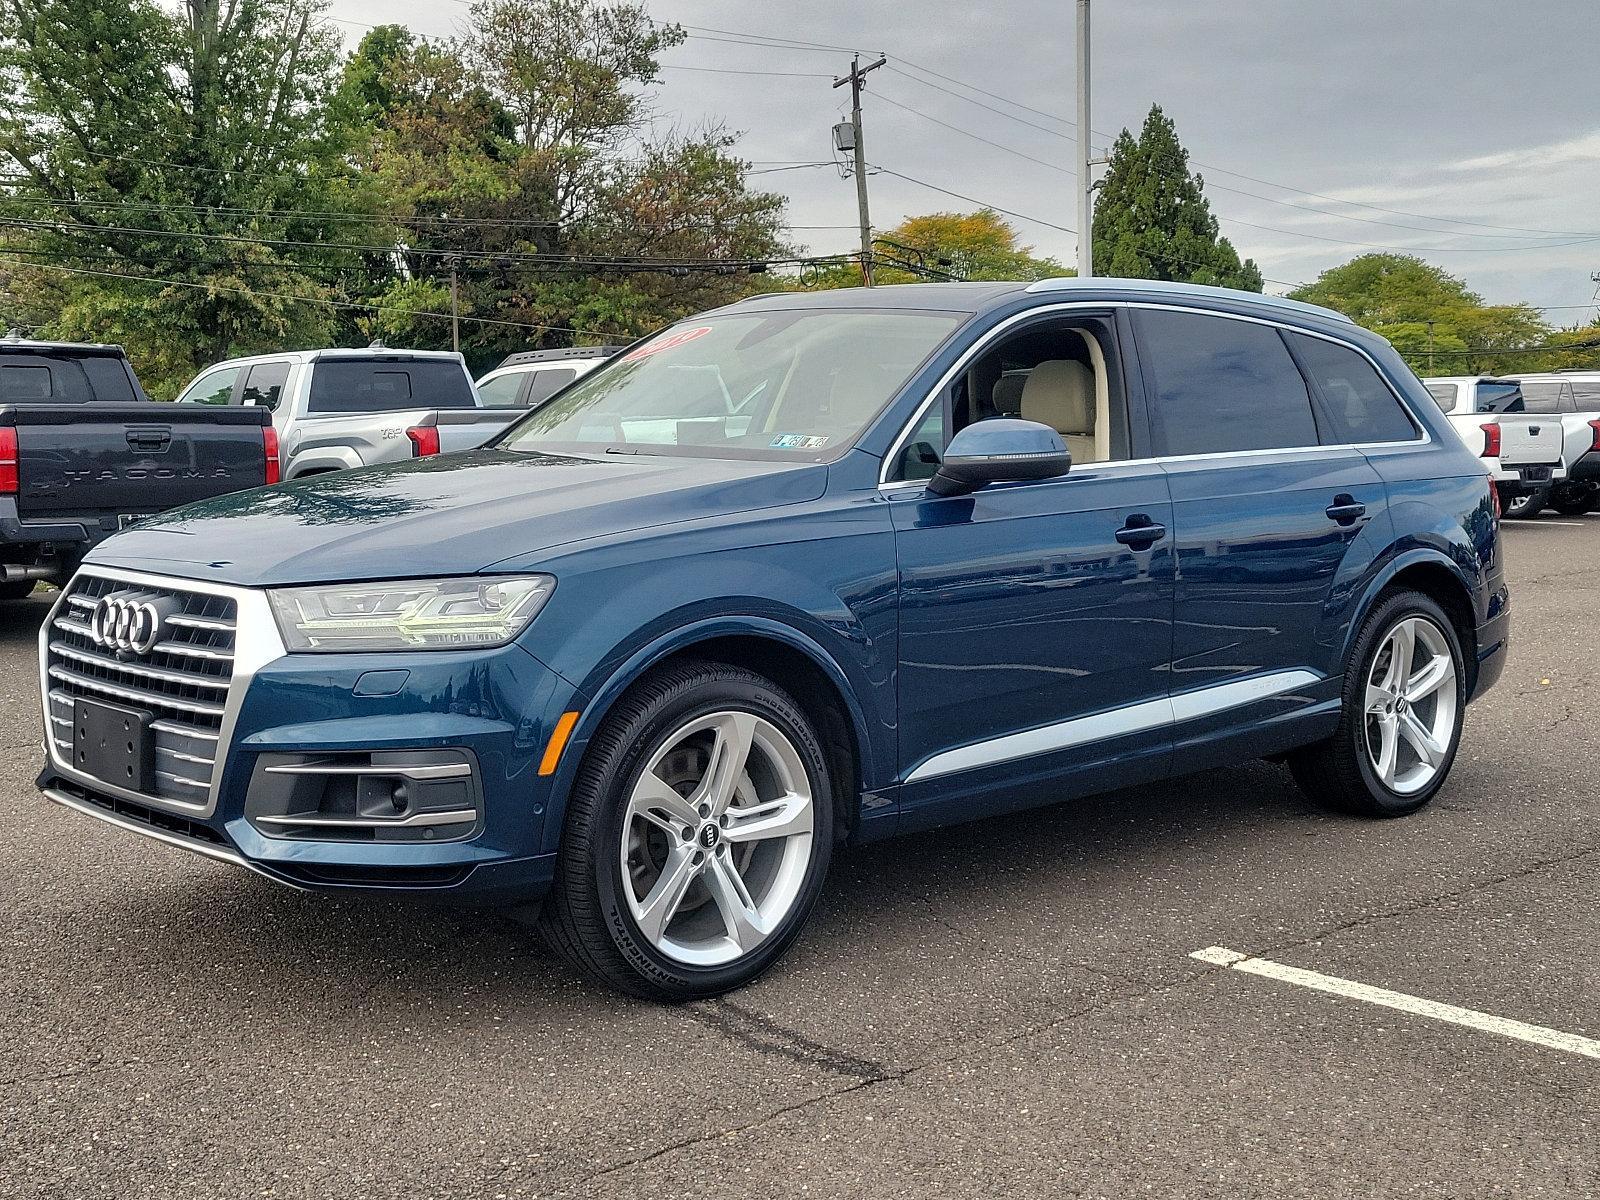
(38, 278), (1508, 999)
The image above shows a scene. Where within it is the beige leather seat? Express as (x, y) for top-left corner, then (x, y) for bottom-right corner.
(1020, 359), (1096, 464)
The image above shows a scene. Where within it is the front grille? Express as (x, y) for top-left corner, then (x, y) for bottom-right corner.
(46, 573), (236, 805)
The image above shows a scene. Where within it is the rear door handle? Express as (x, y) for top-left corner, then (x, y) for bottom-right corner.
(1325, 494), (1367, 525)
(1115, 515), (1166, 548)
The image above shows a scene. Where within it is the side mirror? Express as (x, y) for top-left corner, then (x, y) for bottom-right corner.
(926, 418), (1072, 497)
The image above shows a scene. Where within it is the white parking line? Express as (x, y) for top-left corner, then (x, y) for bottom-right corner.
(1191, 946), (1600, 1061)
(1507, 521), (1587, 528)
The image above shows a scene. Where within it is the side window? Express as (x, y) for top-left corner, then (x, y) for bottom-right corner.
(476, 372), (526, 408)
(1286, 333), (1418, 444)
(176, 365), (241, 406)
(524, 367), (577, 406)
(893, 403), (945, 481)
(887, 317), (1125, 482)
(1424, 383), (1458, 412)
(1136, 309), (1318, 455)
(240, 361), (290, 410)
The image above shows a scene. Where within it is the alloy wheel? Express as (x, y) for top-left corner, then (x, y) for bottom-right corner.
(1363, 615), (1459, 795)
(620, 710), (815, 966)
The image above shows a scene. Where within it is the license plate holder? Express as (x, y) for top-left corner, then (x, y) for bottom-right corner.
(73, 697), (154, 792)
(1519, 466), (1552, 484)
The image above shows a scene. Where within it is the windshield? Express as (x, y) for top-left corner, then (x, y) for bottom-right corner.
(497, 309), (963, 459)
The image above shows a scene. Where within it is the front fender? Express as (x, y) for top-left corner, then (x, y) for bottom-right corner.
(533, 610), (886, 856)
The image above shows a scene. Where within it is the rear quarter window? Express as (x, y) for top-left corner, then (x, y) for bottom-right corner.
(1285, 333), (1418, 444)
(308, 360), (476, 413)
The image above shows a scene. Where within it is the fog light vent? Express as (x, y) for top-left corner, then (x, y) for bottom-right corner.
(245, 749), (481, 842)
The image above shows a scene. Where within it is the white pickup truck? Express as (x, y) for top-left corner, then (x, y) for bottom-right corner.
(1511, 372), (1600, 516)
(175, 348), (520, 478)
(1421, 375), (1566, 518)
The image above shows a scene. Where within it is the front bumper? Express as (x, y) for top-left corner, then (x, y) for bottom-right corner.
(38, 571), (583, 896)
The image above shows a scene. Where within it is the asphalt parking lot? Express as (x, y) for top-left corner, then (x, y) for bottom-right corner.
(3, 518), (1598, 1200)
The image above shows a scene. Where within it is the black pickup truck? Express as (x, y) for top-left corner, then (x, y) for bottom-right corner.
(0, 336), (275, 596)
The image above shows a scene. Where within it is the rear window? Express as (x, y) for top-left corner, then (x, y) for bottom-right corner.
(1474, 382), (1524, 414)
(308, 359), (475, 414)
(1569, 380), (1600, 408)
(1511, 379), (1569, 414)
(0, 353), (136, 403)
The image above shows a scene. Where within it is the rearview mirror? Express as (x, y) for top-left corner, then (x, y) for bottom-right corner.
(926, 419), (1072, 497)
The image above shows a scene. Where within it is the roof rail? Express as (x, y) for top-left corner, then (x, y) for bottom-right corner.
(1024, 276), (1353, 324)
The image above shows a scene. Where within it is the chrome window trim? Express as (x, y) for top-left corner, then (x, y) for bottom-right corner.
(903, 668), (1322, 783)
(38, 565), (286, 819)
(877, 300), (1432, 491)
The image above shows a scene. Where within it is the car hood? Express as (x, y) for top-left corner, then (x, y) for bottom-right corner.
(87, 448), (828, 587)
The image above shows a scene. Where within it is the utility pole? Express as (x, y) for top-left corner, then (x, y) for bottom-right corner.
(834, 54), (886, 286)
(1075, 0), (1093, 278)
(445, 254), (461, 352)
(1427, 319), (1435, 374)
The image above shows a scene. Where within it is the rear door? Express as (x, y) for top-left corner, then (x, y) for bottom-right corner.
(1136, 308), (1384, 760)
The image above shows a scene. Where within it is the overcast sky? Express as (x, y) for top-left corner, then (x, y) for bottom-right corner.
(329, 0), (1600, 321)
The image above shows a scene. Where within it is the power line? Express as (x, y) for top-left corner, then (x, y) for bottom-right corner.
(871, 92), (1071, 177)
(0, 214), (831, 270)
(872, 164), (1308, 291)
(0, 254), (619, 338)
(660, 19), (1600, 242)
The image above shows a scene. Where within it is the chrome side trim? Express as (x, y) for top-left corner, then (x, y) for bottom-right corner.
(262, 762), (473, 781)
(252, 809), (476, 829)
(903, 669), (1322, 783)
(38, 785), (305, 890)
(877, 299), (1430, 490)
(38, 565), (287, 819)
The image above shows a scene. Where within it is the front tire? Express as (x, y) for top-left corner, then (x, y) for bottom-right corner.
(540, 660), (834, 1001)
(1289, 590), (1466, 817)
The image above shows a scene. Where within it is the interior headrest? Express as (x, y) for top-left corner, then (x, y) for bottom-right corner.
(1020, 359), (1094, 435)
(991, 373), (1026, 416)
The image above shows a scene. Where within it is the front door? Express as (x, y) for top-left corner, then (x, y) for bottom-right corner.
(886, 312), (1176, 832)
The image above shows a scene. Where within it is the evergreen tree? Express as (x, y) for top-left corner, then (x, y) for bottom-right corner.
(1091, 104), (1262, 292)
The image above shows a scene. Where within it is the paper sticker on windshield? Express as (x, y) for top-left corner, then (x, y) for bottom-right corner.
(622, 325), (712, 362)
(770, 433), (830, 450)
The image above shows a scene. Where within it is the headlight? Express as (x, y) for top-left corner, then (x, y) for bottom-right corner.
(268, 575), (555, 652)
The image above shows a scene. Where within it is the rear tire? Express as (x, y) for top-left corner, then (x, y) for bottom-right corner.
(539, 659), (834, 1001)
(1501, 487), (1548, 519)
(0, 580), (36, 601)
(1549, 484), (1596, 516)
(1289, 590), (1465, 818)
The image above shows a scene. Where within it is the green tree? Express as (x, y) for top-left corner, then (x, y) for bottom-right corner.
(1092, 104), (1261, 291)
(339, 2), (788, 367)
(1289, 254), (1553, 375)
(0, 0), (365, 395)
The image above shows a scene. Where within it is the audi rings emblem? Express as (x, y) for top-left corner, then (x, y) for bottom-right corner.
(90, 593), (167, 657)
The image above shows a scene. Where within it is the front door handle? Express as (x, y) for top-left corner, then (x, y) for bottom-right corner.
(1114, 514), (1167, 548)
(1325, 494), (1367, 525)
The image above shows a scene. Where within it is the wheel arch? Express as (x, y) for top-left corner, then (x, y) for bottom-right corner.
(541, 617), (878, 854)
(1348, 549), (1479, 692)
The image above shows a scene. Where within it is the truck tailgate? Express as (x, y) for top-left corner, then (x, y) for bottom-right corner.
(428, 409), (522, 452)
(1495, 414), (1563, 466)
(6, 403), (270, 520)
